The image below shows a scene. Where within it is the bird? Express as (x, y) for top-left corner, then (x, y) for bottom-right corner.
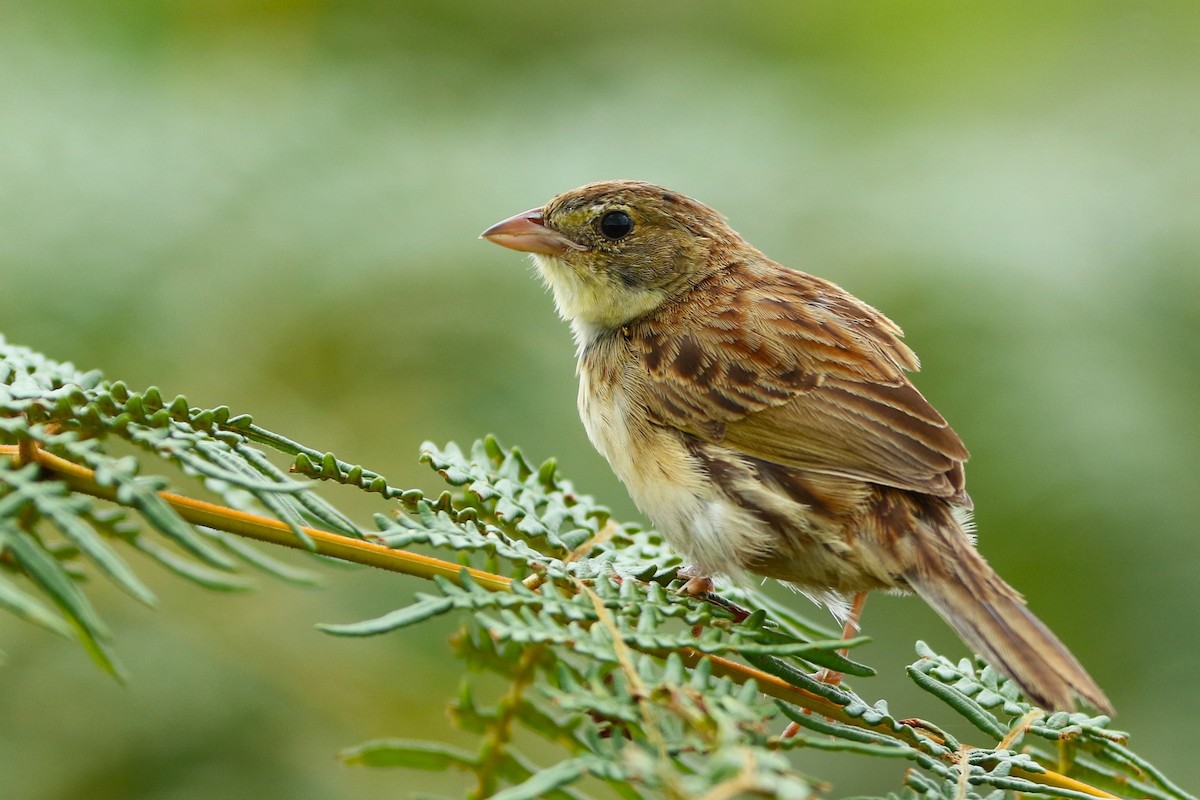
(481, 179), (1112, 716)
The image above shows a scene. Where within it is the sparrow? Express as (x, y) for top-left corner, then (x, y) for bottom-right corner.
(481, 180), (1112, 716)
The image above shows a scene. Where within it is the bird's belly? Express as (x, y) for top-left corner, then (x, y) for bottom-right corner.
(577, 375), (777, 578)
(577, 370), (895, 593)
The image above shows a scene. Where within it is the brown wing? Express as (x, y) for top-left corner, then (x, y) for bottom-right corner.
(628, 260), (971, 503)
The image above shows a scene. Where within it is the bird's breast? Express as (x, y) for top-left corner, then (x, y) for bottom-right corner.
(576, 345), (775, 578)
(577, 356), (681, 503)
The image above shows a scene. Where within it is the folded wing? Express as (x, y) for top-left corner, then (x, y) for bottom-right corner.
(629, 261), (971, 504)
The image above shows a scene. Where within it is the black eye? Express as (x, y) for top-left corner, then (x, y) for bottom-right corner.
(599, 210), (634, 240)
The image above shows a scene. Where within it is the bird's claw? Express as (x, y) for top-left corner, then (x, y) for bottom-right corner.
(679, 575), (715, 597)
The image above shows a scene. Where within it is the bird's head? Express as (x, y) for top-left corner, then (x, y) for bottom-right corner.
(482, 180), (737, 342)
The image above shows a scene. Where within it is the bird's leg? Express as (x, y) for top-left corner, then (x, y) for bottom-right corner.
(812, 591), (868, 686)
(782, 591), (868, 739)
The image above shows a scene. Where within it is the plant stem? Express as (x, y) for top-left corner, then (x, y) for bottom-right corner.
(0, 444), (510, 591)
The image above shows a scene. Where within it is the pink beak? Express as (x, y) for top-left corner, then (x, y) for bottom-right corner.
(480, 208), (587, 255)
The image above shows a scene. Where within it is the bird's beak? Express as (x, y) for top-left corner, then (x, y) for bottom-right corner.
(480, 208), (587, 255)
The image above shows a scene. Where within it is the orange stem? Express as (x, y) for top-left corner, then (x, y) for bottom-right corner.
(0, 444), (511, 592)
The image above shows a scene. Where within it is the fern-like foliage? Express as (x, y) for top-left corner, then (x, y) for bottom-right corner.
(0, 337), (347, 675)
(328, 441), (1187, 800)
(0, 335), (1191, 800)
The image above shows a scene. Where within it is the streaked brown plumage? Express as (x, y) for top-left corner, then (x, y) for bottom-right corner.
(482, 180), (1112, 716)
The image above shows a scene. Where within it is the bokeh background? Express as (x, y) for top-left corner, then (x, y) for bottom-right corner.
(1, 1), (1197, 797)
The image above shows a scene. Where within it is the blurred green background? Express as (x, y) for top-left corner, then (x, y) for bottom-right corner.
(1, 1), (1197, 797)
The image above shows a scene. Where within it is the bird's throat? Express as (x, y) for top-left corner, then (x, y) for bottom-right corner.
(532, 254), (667, 350)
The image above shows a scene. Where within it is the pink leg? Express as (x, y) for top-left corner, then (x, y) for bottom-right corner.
(782, 591), (868, 738)
(813, 591), (868, 686)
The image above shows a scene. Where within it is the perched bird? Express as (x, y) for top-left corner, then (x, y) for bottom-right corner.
(481, 180), (1112, 715)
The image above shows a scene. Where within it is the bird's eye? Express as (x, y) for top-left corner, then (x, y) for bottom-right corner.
(598, 210), (634, 240)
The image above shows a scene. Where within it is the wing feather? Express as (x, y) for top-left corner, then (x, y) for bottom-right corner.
(627, 260), (970, 503)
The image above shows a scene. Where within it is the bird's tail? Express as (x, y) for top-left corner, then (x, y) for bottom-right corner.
(902, 510), (1113, 716)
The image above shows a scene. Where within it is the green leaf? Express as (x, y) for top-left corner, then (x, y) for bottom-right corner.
(123, 483), (238, 570)
(203, 528), (320, 586)
(129, 535), (253, 592)
(0, 521), (123, 677)
(0, 521), (111, 640)
(488, 758), (590, 800)
(0, 574), (73, 637)
(906, 661), (1007, 740)
(35, 486), (157, 606)
(318, 595), (456, 636)
(339, 739), (476, 770)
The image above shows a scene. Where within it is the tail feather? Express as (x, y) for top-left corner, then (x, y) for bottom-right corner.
(904, 520), (1113, 716)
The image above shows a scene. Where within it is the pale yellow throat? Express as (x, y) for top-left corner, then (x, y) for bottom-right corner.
(532, 254), (667, 346)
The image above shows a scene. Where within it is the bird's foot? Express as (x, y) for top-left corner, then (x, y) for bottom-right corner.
(811, 667), (846, 688)
(897, 718), (946, 738)
(679, 575), (715, 597)
(675, 565), (714, 597)
(675, 567), (751, 623)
